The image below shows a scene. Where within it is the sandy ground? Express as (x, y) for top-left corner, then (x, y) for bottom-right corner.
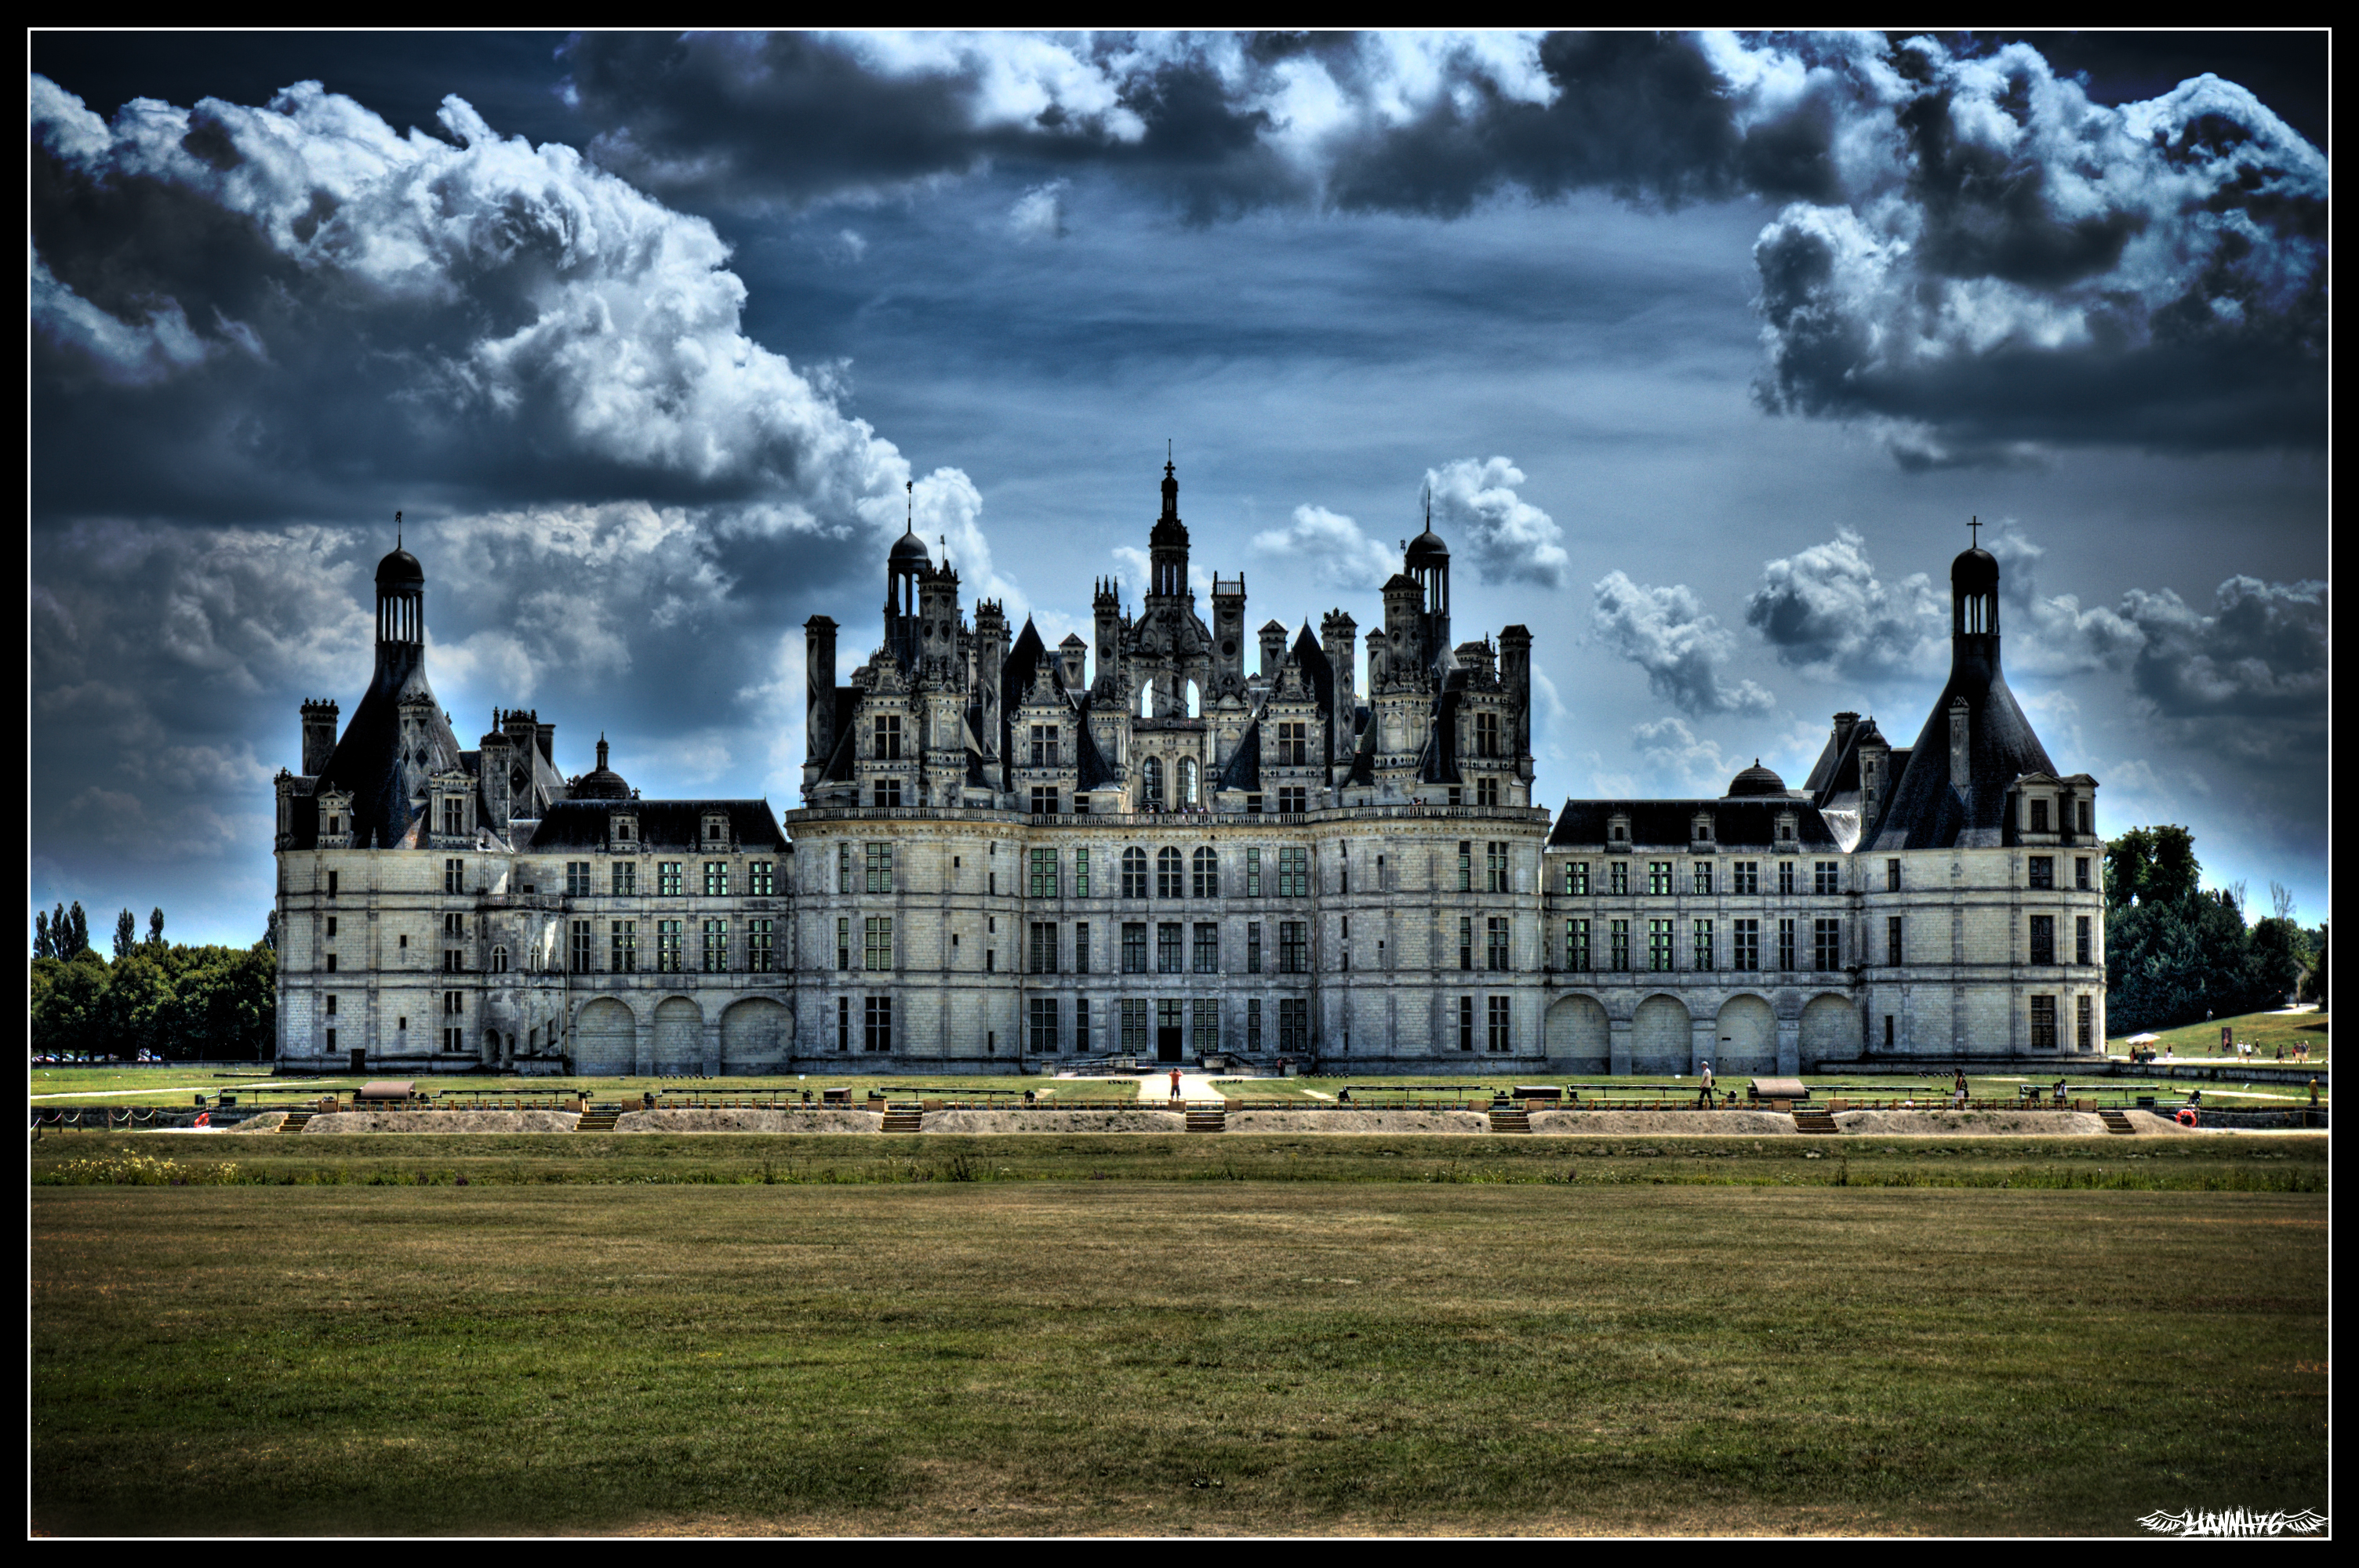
(1832, 1109), (2114, 1136)
(2120, 1109), (2215, 1135)
(612, 1109), (881, 1134)
(1530, 1109), (1800, 1135)
(926, 1109), (1187, 1134)
(302, 1110), (583, 1134)
(1227, 1110), (1492, 1134)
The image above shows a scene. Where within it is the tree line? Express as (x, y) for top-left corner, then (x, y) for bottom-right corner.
(2103, 827), (2326, 1036)
(29, 900), (276, 1061)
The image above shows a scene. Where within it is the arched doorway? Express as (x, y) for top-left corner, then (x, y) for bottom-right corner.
(1630, 994), (1690, 1076)
(1545, 995), (1609, 1073)
(572, 997), (634, 1076)
(652, 996), (703, 1076)
(721, 997), (789, 1075)
(1714, 994), (1776, 1075)
(1800, 995), (1861, 1066)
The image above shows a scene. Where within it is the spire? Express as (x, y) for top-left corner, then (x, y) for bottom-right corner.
(597, 733), (609, 771)
(395, 509), (402, 550)
(905, 479), (914, 536)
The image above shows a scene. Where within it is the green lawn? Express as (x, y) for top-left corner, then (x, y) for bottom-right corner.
(31, 1179), (2326, 1536)
(2111, 1008), (2328, 1062)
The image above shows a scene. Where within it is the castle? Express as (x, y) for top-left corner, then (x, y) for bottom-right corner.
(273, 463), (2105, 1075)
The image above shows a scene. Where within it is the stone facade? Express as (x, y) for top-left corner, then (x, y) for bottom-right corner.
(274, 473), (2102, 1075)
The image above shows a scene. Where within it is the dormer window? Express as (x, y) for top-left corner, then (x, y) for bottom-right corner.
(1692, 816), (1714, 844)
(703, 814), (729, 844)
(1777, 818), (1795, 842)
(611, 815), (637, 845)
(2028, 798), (2050, 833)
(1608, 818), (1629, 843)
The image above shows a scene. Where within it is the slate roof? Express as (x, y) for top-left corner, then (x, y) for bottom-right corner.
(525, 799), (786, 851)
(1868, 642), (2055, 852)
(310, 642), (465, 850)
(1549, 798), (1841, 849)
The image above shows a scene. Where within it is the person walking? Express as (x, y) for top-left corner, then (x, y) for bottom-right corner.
(1696, 1062), (1715, 1109)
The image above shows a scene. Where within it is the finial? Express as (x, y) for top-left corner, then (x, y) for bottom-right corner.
(395, 509), (402, 549)
(1969, 514), (1980, 549)
(905, 480), (914, 535)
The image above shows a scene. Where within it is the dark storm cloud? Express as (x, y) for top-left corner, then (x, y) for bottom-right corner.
(1590, 572), (1774, 717)
(560, 31), (2324, 462)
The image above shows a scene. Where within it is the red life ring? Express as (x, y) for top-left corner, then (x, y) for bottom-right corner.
(2175, 1108), (2197, 1127)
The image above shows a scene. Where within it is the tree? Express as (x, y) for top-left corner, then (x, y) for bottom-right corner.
(65, 901), (89, 957)
(2244, 918), (2306, 1011)
(113, 908), (137, 960)
(264, 909), (280, 952)
(147, 907), (166, 947)
(2271, 880), (2298, 924)
(30, 949), (109, 1058)
(33, 910), (51, 960)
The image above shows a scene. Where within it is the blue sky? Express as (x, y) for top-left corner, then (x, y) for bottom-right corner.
(29, 31), (2328, 945)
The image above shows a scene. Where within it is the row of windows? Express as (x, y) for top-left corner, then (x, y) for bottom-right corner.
(1561, 859), (1838, 898)
(558, 860), (779, 898)
(2023, 797), (2094, 835)
(828, 995), (1314, 1054)
(544, 918), (777, 975)
(1562, 916), (1841, 973)
(838, 843), (1321, 899)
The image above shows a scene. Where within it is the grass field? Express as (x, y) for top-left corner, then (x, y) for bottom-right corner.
(2110, 1008), (2328, 1062)
(31, 1174), (2326, 1537)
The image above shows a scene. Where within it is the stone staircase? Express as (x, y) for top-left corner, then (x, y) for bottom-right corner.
(881, 1106), (925, 1133)
(1792, 1108), (1840, 1134)
(1487, 1105), (1532, 1134)
(2099, 1108), (2137, 1135)
(576, 1105), (623, 1132)
(1184, 1105), (1227, 1134)
(277, 1109), (314, 1134)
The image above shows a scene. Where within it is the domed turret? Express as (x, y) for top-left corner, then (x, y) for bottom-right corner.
(1725, 759), (1790, 798)
(572, 734), (631, 801)
(890, 528), (931, 566)
(375, 546), (424, 588)
(1405, 527), (1449, 568)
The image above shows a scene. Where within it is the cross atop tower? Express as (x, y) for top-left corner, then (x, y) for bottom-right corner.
(1968, 514), (1980, 550)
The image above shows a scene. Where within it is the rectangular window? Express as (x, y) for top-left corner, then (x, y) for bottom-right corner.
(1457, 995), (1475, 1052)
(445, 858), (464, 895)
(1073, 922), (1090, 975)
(1193, 998), (1219, 1056)
(838, 842), (853, 895)
(1475, 710), (1499, 757)
(1030, 786), (1059, 816)
(838, 996), (849, 1053)
(2074, 856), (2090, 891)
(1122, 850), (1147, 899)
(657, 920), (682, 972)
(1029, 921), (1059, 975)
(1609, 919), (1630, 971)
(1886, 858), (1902, 892)
(1693, 862), (1714, 895)
(1157, 922), (1183, 974)
(1887, 915), (1903, 966)
(1246, 998), (1263, 1052)
(1157, 851), (1182, 900)
(2030, 914), (2055, 966)
(1487, 996), (1510, 1054)
(1777, 918), (1796, 971)
(865, 843), (893, 894)
(1030, 724), (1059, 768)
(2030, 797), (2049, 833)
(874, 713), (901, 760)
(2078, 800), (2092, 834)
(1074, 998), (1091, 1054)
(659, 862), (683, 897)
(1194, 851), (1218, 899)
(444, 989), (463, 1018)
(1648, 918), (1674, 971)
(1733, 918), (1759, 971)
(2028, 855), (2054, 890)
(2076, 915), (2092, 967)
(610, 920), (637, 974)
(747, 919), (773, 973)
(703, 919), (729, 973)
(863, 916), (892, 971)
(1278, 720), (1310, 766)
(1278, 785), (1308, 814)
(836, 917), (850, 972)
(325, 1027), (336, 1051)
(1565, 861), (1590, 896)
(441, 797), (465, 837)
(864, 996), (892, 1053)
(1278, 847), (1309, 898)
(1778, 861), (1796, 896)
(1074, 848), (1090, 898)
(1487, 916), (1510, 972)
(1247, 921), (1263, 975)
(565, 861), (590, 897)
(1459, 916), (1474, 971)
(1122, 923), (1148, 974)
(1648, 861), (1672, 896)
(1565, 917), (1590, 971)
(1813, 918), (1841, 971)
(1279, 998), (1309, 1054)
(748, 861), (774, 897)
(1193, 922), (1219, 974)
(1279, 920), (1308, 975)
(1733, 861), (1757, 895)
(1815, 861), (1839, 895)
(1476, 775), (1499, 808)
(1028, 996), (1060, 1054)
(326, 870), (338, 897)
(1121, 999), (1149, 1053)
(1245, 847), (1261, 897)
(442, 949), (463, 974)
(1609, 862), (1628, 896)
(703, 862), (729, 897)
(1458, 841), (1473, 891)
(1030, 848), (1059, 898)
(2030, 995), (2058, 1050)
(2077, 995), (2093, 1052)
(325, 952), (337, 973)
(612, 862), (637, 897)
(1692, 919), (1714, 971)
(1487, 841), (1509, 893)
(571, 920), (594, 974)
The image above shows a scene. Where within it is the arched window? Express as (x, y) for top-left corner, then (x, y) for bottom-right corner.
(1140, 680), (1156, 718)
(491, 945), (509, 974)
(1177, 756), (1198, 807)
(1185, 679), (1201, 718)
(1121, 846), (1148, 898)
(1157, 846), (1183, 898)
(1193, 846), (1218, 898)
(1141, 756), (1165, 808)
